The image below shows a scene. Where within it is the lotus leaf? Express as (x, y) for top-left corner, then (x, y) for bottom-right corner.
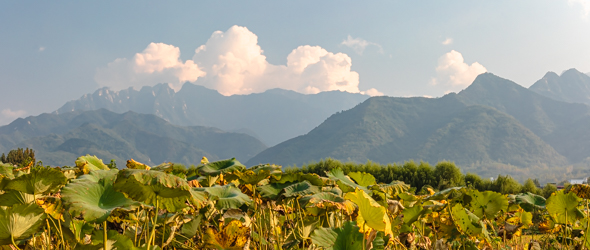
(402, 205), (424, 225)
(371, 181), (410, 197)
(204, 220), (250, 250)
(229, 169), (272, 185)
(0, 190), (35, 206)
(62, 170), (140, 223)
(0, 163), (14, 179)
(201, 185), (252, 210)
(450, 203), (485, 237)
(76, 155), (110, 173)
(546, 190), (584, 224)
(468, 190), (508, 219)
(126, 158), (151, 170)
(513, 192), (546, 212)
(188, 188), (208, 208)
(426, 187), (464, 200)
(114, 169), (192, 212)
(256, 182), (292, 200)
(507, 209), (533, 228)
(326, 168), (366, 193)
(299, 192), (355, 214)
(283, 181), (320, 198)
(348, 171), (377, 187)
(4, 167), (67, 196)
(199, 158), (245, 176)
(0, 203), (46, 245)
(311, 221), (365, 250)
(566, 184), (590, 199)
(345, 188), (393, 235)
(272, 172), (324, 186)
(181, 214), (203, 238)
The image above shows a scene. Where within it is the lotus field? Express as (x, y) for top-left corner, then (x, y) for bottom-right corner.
(2, 155), (590, 249)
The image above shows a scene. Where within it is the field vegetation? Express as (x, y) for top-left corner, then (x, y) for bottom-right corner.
(0, 150), (588, 249)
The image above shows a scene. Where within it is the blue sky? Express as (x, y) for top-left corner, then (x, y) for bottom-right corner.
(1, 1), (589, 124)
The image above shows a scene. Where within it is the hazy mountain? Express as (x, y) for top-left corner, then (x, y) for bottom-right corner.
(529, 68), (590, 105)
(248, 73), (590, 178)
(0, 109), (266, 166)
(56, 83), (369, 146)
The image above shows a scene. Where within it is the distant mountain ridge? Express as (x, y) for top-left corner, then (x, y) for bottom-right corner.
(0, 109), (266, 166)
(529, 68), (590, 105)
(247, 73), (590, 179)
(56, 83), (370, 146)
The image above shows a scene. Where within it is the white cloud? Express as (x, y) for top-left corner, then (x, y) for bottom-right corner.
(430, 50), (487, 92)
(95, 43), (205, 91)
(340, 35), (384, 55)
(568, 0), (590, 17)
(38, 46), (45, 52)
(0, 109), (27, 125)
(360, 88), (384, 97)
(96, 25), (380, 96)
(442, 38), (453, 45)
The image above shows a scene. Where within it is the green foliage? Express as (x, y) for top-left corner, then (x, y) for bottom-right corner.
(0, 148), (35, 168)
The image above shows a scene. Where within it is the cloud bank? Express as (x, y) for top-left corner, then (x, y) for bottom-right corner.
(340, 35), (384, 55)
(96, 26), (381, 96)
(430, 50), (487, 92)
(568, 0), (590, 17)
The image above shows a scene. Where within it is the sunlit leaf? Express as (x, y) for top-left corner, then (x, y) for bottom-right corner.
(204, 220), (250, 250)
(345, 188), (392, 235)
(546, 190), (584, 224)
(0, 203), (46, 245)
(4, 167), (67, 196)
(311, 221), (364, 250)
(76, 155), (110, 173)
(199, 158), (245, 176)
(468, 190), (508, 219)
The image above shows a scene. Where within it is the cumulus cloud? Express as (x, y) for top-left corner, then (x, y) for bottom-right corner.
(442, 38), (453, 45)
(568, 0), (590, 17)
(430, 50), (487, 92)
(0, 109), (27, 125)
(96, 25), (380, 96)
(340, 35), (384, 55)
(95, 43), (205, 91)
(360, 88), (384, 97)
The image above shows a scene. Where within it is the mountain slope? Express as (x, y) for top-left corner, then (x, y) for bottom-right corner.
(55, 83), (370, 146)
(0, 109), (266, 166)
(529, 68), (590, 105)
(456, 73), (590, 162)
(246, 95), (567, 174)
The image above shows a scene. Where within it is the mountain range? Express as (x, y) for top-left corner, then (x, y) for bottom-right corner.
(247, 72), (590, 179)
(529, 68), (590, 105)
(56, 83), (369, 146)
(0, 109), (266, 166)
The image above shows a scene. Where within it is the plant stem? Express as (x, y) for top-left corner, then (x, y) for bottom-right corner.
(11, 234), (21, 250)
(103, 221), (108, 250)
(148, 199), (159, 249)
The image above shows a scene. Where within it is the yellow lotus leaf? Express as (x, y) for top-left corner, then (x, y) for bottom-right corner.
(345, 188), (392, 236)
(126, 159), (150, 170)
(204, 220), (250, 250)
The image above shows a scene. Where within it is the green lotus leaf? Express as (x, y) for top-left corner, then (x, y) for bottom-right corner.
(256, 182), (292, 200)
(426, 187), (465, 201)
(322, 186), (343, 196)
(402, 205), (425, 225)
(513, 192), (546, 212)
(0, 203), (46, 245)
(371, 181), (410, 197)
(0, 190), (36, 206)
(326, 168), (367, 193)
(181, 215), (203, 238)
(114, 169), (192, 212)
(62, 170), (140, 223)
(229, 169), (272, 185)
(199, 158), (246, 176)
(507, 209), (533, 228)
(546, 190), (584, 224)
(450, 203), (484, 237)
(311, 221), (364, 250)
(283, 181), (320, 198)
(345, 188), (392, 235)
(0, 163), (14, 179)
(75, 155), (109, 173)
(4, 167), (67, 196)
(468, 190), (508, 219)
(348, 171), (376, 187)
(272, 172), (324, 186)
(189, 188), (208, 208)
(201, 185), (252, 210)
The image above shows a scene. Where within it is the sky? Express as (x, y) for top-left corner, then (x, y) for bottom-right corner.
(1, 1), (590, 125)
